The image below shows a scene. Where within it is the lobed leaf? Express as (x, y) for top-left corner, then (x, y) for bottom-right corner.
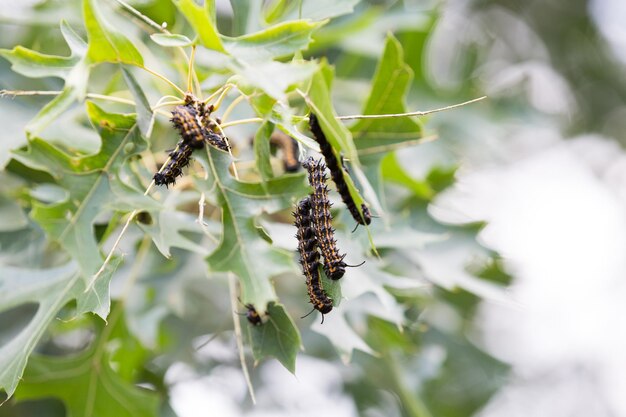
(249, 303), (301, 373)
(223, 19), (325, 62)
(0, 259), (121, 397)
(83, 0), (143, 66)
(14, 321), (158, 417)
(14, 103), (147, 278)
(350, 34), (424, 149)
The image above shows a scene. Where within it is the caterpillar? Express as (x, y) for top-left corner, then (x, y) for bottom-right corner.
(294, 197), (333, 316)
(170, 104), (230, 152)
(270, 131), (301, 172)
(308, 113), (371, 226)
(170, 105), (206, 149)
(153, 139), (195, 187)
(303, 157), (347, 280)
(244, 303), (262, 326)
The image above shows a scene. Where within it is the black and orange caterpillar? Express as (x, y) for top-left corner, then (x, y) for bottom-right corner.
(153, 138), (195, 187)
(303, 157), (347, 280)
(308, 113), (371, 225)
(294, 197), (333, 316)
(170, 105), (230, 152)
(154, 104), (230, 186)
(269, 131), (300, 172)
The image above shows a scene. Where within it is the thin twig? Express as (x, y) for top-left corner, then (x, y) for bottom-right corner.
(87, 94), (135, 106)
(220, 117), (263, 129)
(220, 94), (247, 123)
(187, 45), (196, 94)
(204, 83), (234, 105)
(113, 0), (166, 33)
(1, 89), (62, 97)
(336, 96), (487, 120)
(140, 66), (185, 96)
(228, 273), (257, 404)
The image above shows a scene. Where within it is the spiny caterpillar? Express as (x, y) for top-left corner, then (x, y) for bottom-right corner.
(270, 131), (300, 172)
(294, 197), (333, 316)
(170, 105), (230, 152)
(303, 157), (347, 280)
(308, 112), (371, 226)
(153, 139), (194, 187)
(170, 105), (206, 149)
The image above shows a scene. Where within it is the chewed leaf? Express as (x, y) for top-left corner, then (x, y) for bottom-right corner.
(249, 303), (301, 373)
(350, 34), (424, 149)
(14, 103), (146, 278)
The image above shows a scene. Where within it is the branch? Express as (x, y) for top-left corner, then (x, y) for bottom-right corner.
(336, 96), (487, 120)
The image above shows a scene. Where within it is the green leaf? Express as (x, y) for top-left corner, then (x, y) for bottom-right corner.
(229, 0), (260, 36)
(263, 0), (295, 23)
(14, 327), (158, 417)
(0, 21), (85, 79)
(83, 0), (143, 65)
(0, 260), (121, 397)
(249, 303), (301, 373)
(0, 46), (79, 79)
(2, 20), (90, 137)
(150, 33), (194, 47)
(202, 148), (306, 309)
(254, 121), (275, 181)
(138, 195), (211, 258)
(24, 62), (88, 137)
(174, 0), (226, 53)
(223, 20), (325, 62)
(231, 59), (317, 100)
(350, 34), (424, 149)
(14, 103), (146, 278)
(381, 152), (434, 201)
(121, 67), (154, 137)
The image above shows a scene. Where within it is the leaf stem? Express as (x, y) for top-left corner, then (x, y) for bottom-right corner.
(336, 96), (487, 120)
(220, 94), (247, 123)
(112, 0), (166, 33)
(187, 45), (196, 94)
(0, 89), (62, 96)
(228, 273), (257, 404)
(220, 117), (263, 128)
(140, 65), (185, 96)
(86, 93), (135, 106)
